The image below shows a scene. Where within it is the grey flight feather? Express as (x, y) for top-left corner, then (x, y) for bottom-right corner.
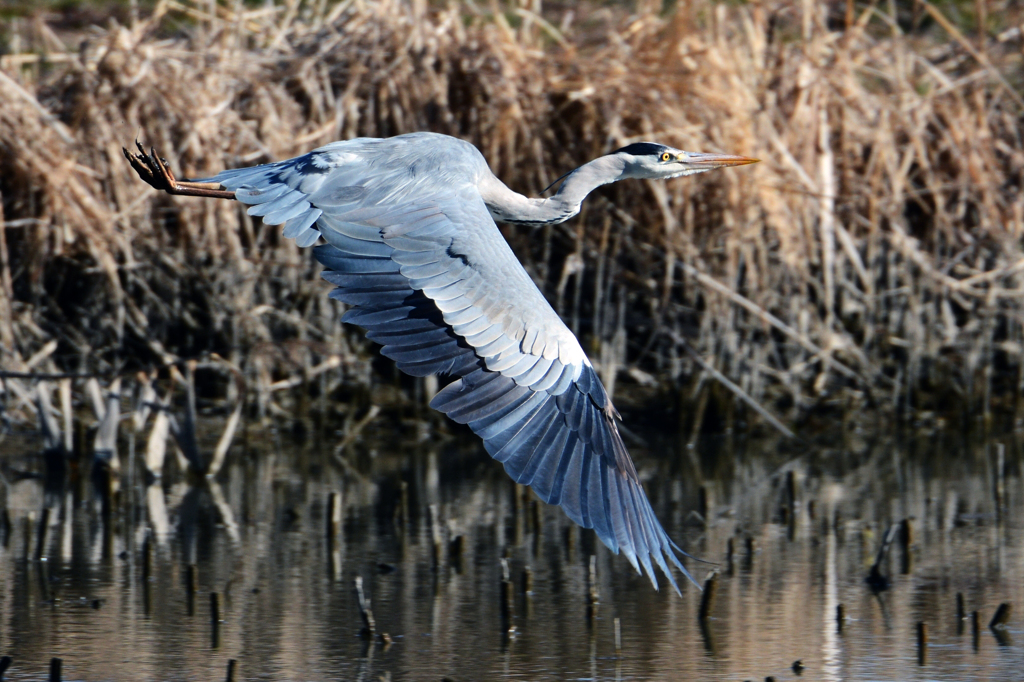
(192, 132), (758, 593)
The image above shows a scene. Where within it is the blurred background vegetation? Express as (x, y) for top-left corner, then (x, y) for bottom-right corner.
(0, 0), (1023, 438)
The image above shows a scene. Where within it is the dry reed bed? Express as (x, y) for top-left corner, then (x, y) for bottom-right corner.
(1, 0), (1023, 432)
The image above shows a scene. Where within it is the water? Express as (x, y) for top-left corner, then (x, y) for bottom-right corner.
(0, 422), (1021, 680)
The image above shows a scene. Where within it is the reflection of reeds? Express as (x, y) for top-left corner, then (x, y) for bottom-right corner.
(1, 1), (1024, 428)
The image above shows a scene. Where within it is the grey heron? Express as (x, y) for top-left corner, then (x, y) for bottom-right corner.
(125, 133), (756, 593)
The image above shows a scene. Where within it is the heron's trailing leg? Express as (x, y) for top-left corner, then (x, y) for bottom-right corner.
(122, 141), (236, 199)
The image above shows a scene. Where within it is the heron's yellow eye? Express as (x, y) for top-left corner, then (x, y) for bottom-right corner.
(660, 152), (672, 162)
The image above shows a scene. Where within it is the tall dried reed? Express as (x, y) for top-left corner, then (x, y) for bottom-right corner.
(1, 0), (1022, 433)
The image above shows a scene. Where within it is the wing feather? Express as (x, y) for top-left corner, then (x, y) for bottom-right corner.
(319, 217), (382, 242)
(236, 184), (289, 205)
(501, 407), (565, 481)
(515, 356), (556, 387)
(398, 260), (450, 279)
(281, 208), (323, 239)
(462, 324), (505, 348)
(475, 334), (518, 358)
(433, 295), (475, 314)
(247, 190), (303, 218)
(442, 306), (485, 325)
(451, 316), (491, 337)
(390, 250), (438, 266)
(264, 199), (312, 225)
(421, 280), (465, 302)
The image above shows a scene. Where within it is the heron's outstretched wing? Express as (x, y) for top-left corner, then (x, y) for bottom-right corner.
(196, 137), (696, 592)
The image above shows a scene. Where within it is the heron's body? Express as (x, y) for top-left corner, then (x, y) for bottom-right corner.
(129, 131), (756, 593)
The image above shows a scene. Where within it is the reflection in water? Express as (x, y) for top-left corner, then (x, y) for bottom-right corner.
(822, 517), (840, 682)
(0, 426), (1022, 680)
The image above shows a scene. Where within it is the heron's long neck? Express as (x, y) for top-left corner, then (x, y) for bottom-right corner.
(480, 155), (625, 225)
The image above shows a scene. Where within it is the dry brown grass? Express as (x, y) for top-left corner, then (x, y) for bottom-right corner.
(1, 0), (1023, 433)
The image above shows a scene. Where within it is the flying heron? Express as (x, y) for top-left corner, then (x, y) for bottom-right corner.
(124, 132), (757, 593)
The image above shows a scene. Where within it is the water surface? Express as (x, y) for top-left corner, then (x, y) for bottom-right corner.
(0, 423), (1020, 680)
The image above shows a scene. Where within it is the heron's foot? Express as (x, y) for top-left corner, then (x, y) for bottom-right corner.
(122, 140), (176, 192)
(122, 140), (235, 199)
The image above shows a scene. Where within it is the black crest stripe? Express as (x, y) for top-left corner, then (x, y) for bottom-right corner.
(614, 142), (669, 156)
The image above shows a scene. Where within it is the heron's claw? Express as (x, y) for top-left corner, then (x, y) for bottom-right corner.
(122, 140), (178, 192)
(122, 140), (236, 200)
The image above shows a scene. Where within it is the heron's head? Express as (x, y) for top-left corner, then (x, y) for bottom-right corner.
(613, 142), (758, 180)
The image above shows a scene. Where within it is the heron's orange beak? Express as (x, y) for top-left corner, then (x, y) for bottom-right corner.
(682, 153), (759, 167)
